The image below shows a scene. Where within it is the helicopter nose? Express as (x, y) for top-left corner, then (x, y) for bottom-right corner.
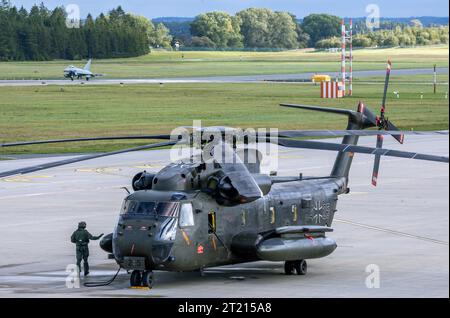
(116, 220), (156, 255)
(114, 218), (175, 267)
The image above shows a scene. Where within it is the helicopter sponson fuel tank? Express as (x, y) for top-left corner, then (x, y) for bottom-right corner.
(231, 226), (336, 261)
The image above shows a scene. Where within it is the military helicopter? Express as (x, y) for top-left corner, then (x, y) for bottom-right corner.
(0, 62), (448, 288)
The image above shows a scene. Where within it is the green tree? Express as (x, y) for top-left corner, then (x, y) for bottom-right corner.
(301, 14), (341, 47)
(237, 8), (272, 48)
(152, 23), (173, 48)
(268, 12), (298, 49)
(0, 3), (14, 60)
(295, 24), (310, 48)
(352, 34), (372, 48)
(48, 7), (68, 58)
(382, 34), (399, 47)
(84, 14), (96, 57)
(132, 15), (156, 45)
(191, 11), (243, 48)
(237, 8), (299, 49)
(191, 36), (216, 48)
(315, 37), (341, 49)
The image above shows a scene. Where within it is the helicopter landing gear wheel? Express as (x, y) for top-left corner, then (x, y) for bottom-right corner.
(130, 270), (142, 287)
(284, 261), (295, 275)
(294, 259), (307, 275)
(142, 270), (154, 288)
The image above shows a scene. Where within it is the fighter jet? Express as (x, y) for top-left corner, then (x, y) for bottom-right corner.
(63, 59), (102, 81)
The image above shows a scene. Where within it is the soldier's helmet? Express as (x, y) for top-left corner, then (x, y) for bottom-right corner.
(78, 221), (87, 229)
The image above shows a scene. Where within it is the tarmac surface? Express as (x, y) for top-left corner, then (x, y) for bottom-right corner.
(0, 135), (448, 297)
(0, 67), (447, 86)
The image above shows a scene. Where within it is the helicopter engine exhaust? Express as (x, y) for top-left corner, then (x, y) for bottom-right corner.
(207, 174), (272, 206)
(132, 171), (156, 191)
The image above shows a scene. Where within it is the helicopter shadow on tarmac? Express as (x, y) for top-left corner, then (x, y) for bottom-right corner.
(0, 261), (309, 296)
(85, 261), (304, 290)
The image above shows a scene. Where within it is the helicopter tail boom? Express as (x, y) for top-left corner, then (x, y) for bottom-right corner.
(330, 102), (378, 181)
(280, 103), (378, 183)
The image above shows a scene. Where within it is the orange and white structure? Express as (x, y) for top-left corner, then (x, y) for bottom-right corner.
(341, 18), (353, 96)
(320, 80), (344, 98)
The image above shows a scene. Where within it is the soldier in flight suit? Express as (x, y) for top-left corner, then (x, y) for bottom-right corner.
(71, 221), (103, 276)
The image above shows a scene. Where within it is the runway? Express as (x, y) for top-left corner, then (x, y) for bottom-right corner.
(0, 135), (448, 297)
(0, 67), (447, 86)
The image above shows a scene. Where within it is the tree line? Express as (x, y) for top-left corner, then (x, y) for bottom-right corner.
(0, 2), (172, 61)
(185, 10), (449, 49)
(188, 9), (330, 49)
(1, 1), (448, 61)
(315, 25), (449, 49)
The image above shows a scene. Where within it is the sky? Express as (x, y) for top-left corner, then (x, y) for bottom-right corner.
(8, 0), (450, 19)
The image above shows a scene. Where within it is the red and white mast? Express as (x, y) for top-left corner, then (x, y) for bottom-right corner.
(349, 18), (353, 96)
(341, 18), (353, 97)
(341, 19), (346, 95)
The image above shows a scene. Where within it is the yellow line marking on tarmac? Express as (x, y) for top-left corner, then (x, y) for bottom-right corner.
(2, 175), (53, 182)
(335, 218), (449, 245)
(135, 164), (165, 169)
(279, 155), (304, 159)
(75, 167), (121, 173)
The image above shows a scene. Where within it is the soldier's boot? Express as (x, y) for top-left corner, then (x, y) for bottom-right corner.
(84, 261), (89, 276)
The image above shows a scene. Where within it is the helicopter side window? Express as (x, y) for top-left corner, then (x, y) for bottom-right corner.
(136, 202), (156, 214)
(179, 203), (194, 227)
(121, 200), (143, 214)
(121, 200), (179, 217)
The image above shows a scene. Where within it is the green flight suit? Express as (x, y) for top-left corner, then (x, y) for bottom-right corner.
(71, 228), (102, 275)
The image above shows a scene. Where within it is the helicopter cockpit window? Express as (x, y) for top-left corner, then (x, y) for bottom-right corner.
(156, 202), (180, 217)
(121, 200), (179, 217)
(179, 203), (194, 227)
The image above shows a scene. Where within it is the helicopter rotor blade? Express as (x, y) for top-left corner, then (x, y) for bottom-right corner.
(0, 141), (178, 179)
(380, 60), (392, 114)
(2, 130), (444, 149)
(385, 121), (405, 144)
(279, 103), (357, 116)
(273, 138), (448, 164)
(266, 130), (447, 138)
(371, 135), (384, 186)
(0, 135), (172, 148)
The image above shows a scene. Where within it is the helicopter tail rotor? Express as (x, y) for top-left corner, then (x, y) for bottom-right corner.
(371, 60), (404, 186)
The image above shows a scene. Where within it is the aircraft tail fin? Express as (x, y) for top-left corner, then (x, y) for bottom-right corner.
(83, 59), (92, 71)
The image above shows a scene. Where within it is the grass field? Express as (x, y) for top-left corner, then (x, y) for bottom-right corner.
(0, 46), (448, 80)
(0, 74), (448, 155)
